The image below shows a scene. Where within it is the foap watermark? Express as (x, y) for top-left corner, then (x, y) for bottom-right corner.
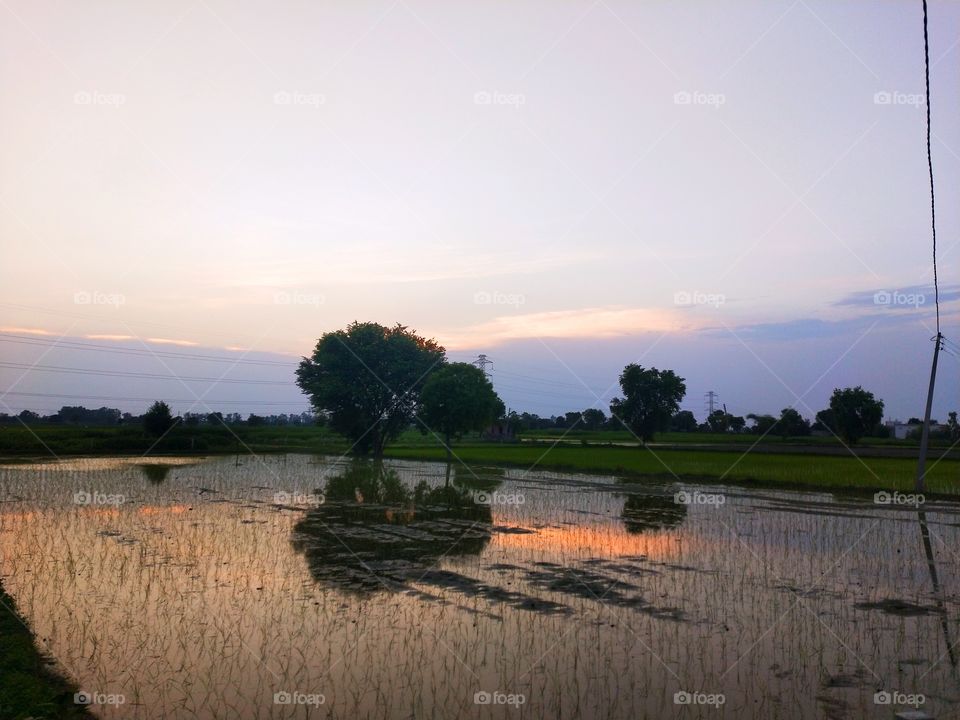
(273, 490), (325, 506)
(673, 90), (726, 108)
(74, 290), (125, 308)
(474, 290), (525, 308)
(74, 491), (125, 507)
(874, 491), (924, 508)
(674, 490), (725, 507)
(674, 290), (725, 308)
(873, 290), (926, 309)
(873, 690), (925, 708)
(474, 690), (526, 707)
(473, 490), (525, 506)
(674, 690), (725, 708)
(274, 291), (324, 307)
(74, 90), (126, 107)
(274, 691), (325, 706)
(473, 90), (525, 108)
(74, 691), (125, 707)
(873, 90), (924, 109)
(273, 90), (325, 108)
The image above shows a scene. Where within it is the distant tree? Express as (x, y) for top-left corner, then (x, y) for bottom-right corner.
(813, 409), (836, 433)
(671, 410), (698, 432)
(728, 415), (746, 433)
(777, 408), (810, 438)
(296, 322), (445, 456)
(827, 386), (884, 444)
(907, 417), (923, 425)
(246, 414), (265, 426)
(206, 412), (224, 425)
(706, 410), (730, 433)
(420, 363), (503, 458)
(747, 413), (777, 435)
(581, 408), (607, 431)
(948, 411), (960, 441)
(17, 410), (40, 424)
(143, 401), (176, 436)
(609, 365), (686, 445)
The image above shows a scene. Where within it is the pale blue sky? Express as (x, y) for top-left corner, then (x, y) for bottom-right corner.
(1, 0), (958, 421)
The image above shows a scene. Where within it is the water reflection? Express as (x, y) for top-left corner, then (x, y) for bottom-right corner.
(139, 464), (172, 484)
(620, 491), (687, 534)
(291, 460), (493, 595)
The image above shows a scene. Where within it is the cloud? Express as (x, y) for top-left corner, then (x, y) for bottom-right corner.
(438, 306), (691, 349)
(0, 326), (56, 336)
(833, 283), (960, 309)
(145, 338), (200, 347)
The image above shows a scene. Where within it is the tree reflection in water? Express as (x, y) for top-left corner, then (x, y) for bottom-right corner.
(620, 490), (687, 534)
(291, 460), (495, 595)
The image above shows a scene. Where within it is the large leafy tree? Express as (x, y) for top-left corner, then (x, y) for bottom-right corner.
(296, 322), (445, 456)
(420, 363), (504, 458)
(827, 386), (884, 444)
(609, 364), (686, 444)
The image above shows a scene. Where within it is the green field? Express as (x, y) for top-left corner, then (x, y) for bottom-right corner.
(385, 443), (960, 495)
(0, 583), (92, 719)
(1, 424), (956, 495)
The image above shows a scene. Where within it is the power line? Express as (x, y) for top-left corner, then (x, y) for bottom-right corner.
(0, 362), (294, 385)
(922, 0), (940, 334)
(0, 391), (309, 407)
(0, 333), (297, 366)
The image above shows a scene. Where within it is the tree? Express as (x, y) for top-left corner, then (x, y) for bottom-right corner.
(728, 415), (746, 433)
(420, 363), (503, 459)
(827, 386), (884, 444)
(671, 410), (698, 432)
(17, 410), (40, 424)
(706, 410), (731, 433)
(813, 409), (835, 433)
(948, 411), (960, 441)
(747, 413), (777, 435)
(296, 322), (445, 456)
(581, 408), (607, 431)
(143, 401), (176, 436)
(609, 364), (686, 444)
(777, 408), (810, 438)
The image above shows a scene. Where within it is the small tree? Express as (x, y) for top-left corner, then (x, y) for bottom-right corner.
(581, 408), (607, 431)
(671, 410), (698, 432)
(420, 363), (503, 459)
(706, 410), (731, 433)
(777, 408), (810, 438)
(747, 413), (777, 435)
(609, 365), (686, 445)
(827, 386), (884, 444)
(143, 401), (176, 436)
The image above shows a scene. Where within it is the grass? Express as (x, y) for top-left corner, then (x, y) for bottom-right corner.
(2, 424), (956, 495)
(519, 429), (931, 447)
(385, 443), (960, 495)
(0, 424), (348, 458)
(0, 583), (92, 719)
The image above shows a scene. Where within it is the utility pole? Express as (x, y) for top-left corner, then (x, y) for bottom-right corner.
(474, 354), (493, 377)
(705, 391), (719, 416)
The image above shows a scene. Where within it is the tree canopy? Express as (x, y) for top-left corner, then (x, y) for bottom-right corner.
(296, 322), (445, 455)
(826, 386), (884, 444)
(420, 363), (504, 456)
(609, 364), (686, 444)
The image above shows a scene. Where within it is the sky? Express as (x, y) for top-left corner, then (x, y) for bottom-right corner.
(1, 0), (959, 422)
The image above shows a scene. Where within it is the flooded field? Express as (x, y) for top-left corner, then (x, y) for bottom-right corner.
(0, 454), (958, 718)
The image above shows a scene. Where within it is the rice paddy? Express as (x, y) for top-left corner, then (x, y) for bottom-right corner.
(1, 454), (959, 718)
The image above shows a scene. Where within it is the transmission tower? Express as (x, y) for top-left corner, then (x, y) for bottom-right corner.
(704, 391), (719, 415)
(474, 354), (493, 377)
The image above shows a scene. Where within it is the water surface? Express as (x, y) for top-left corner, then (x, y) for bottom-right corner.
(0, 454), (958, 718)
